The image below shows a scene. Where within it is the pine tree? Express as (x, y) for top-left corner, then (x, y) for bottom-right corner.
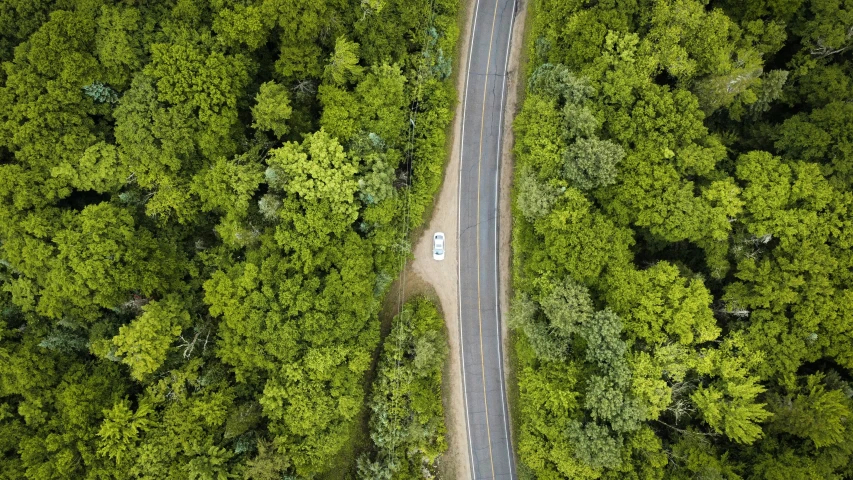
(83, 82), (119, 104)
(324, 37), (364, 85)
(770, 374), (851, 448)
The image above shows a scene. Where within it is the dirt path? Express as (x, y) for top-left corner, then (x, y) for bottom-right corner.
(408, 0), (474, 477)
(407, 0), (528, 478)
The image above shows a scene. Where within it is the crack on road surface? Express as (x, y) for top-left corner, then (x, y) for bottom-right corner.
(458, 213), (500, 239)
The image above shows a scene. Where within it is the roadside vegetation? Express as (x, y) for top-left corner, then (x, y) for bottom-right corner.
(0, 0), (458, 478)
(511, 0), (853, 478)
(359, 297), (449, 479)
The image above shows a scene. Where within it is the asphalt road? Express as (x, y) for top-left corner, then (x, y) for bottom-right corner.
(456, 0), (517, 478)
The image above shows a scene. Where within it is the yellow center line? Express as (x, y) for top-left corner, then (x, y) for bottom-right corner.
(476, 0), (501, 477)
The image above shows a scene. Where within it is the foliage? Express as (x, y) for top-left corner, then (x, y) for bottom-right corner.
(358, 298), (448, 479)
(562, 138), (625, 190)
(515, 166), (562, 222)
(325, 36), (365, 86)
(0, 0), (461, 477)
(251, 82), (292, 139)
(511, 0), (853, 477)
(111, 295), (191, 381)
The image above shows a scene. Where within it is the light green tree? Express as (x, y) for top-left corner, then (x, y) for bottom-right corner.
(192, 155), (264, 216)
(692, 382), (772, 444)
(794, 0), (853, 58)
(539, 189), (635, 286)
(515, 166), (562, 222)
(112, 295), (191, 381)
(251, 82), (293, 138)
(776, 101), (853, 188)
(50, 142), (123, 194)
(324, 36), (364, 85)
(539, 276), (593, 337)
(212, 4), (272, 51)
(243, 439), (290, 480)
(604, 262), (720, 346)
(267, 130), (359, 253)
(643, 0), (747, 78)
(692, 335), (773, 444)
(40, 203), (176, 321)
(95, 4), (143, 87)
(512, 94), (565, 179)
(562, 138), (625, 190)
(97, 398), (153, 466)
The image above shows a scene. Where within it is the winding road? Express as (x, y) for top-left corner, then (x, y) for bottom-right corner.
(456, 0), (518, 477)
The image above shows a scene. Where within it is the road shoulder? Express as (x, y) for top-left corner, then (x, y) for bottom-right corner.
(409, 0), (477, 477)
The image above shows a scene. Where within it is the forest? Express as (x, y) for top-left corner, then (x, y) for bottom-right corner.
(510, 0), (853, 478)
(359, 298), (448, 479)
(0, 0), (458, 478)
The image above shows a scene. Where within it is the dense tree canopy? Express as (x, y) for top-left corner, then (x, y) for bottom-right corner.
(358, 298), (449, 479)
(0, 0), (459, 477)
(512, 0), (853, 478)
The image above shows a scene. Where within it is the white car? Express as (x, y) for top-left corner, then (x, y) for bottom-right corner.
(433, 232), (445, 261)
